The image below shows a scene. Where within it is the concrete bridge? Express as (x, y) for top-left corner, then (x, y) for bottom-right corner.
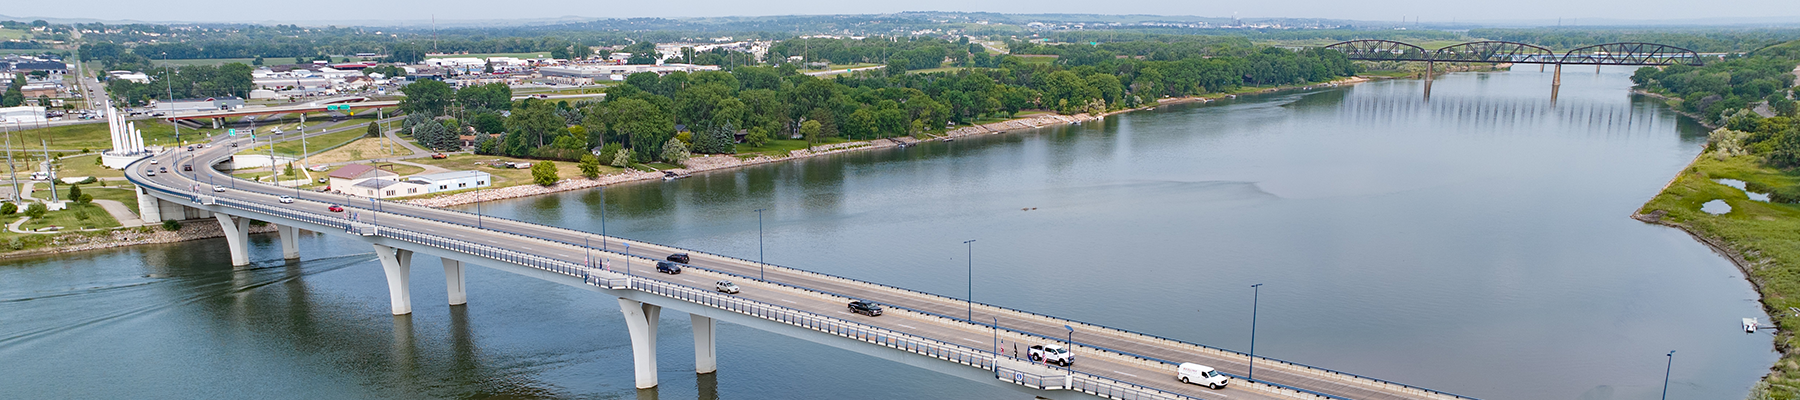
(127, 137), (1480, 400)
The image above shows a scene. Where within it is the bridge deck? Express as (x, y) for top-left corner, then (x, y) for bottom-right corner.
(131, 138), (1475, 400)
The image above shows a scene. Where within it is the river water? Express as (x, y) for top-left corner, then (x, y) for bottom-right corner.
(0, 66), (1775, 400)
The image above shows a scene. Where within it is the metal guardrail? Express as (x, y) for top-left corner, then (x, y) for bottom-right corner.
(130, 170), (1212, 400)
(143, 154), (1480, 400)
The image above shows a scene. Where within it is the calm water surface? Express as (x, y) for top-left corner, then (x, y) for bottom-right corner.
(0, 66), (1775, 400)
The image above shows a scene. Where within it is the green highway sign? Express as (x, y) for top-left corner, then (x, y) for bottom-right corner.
(228, 128), (237, 136)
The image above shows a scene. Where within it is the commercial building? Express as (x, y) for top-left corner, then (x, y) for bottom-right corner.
(327, 164), (399, 193)
(0, 106), (46, 125)
(404, 171), (492, 193)
(538, 63), (722, 81)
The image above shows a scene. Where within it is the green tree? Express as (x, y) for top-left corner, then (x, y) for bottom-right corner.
(0, 202), (16, 215)
(660, 137), (690, 165)
(578, 154), (601, 179)
(366, 120), (381, 138)
(67, 185), (81, 202)
(693, 122), (736, 154)
(799, 120), (822, 148)
(285, 163), (296, 177)
(531, 160), (559, 186)
(77, 193), (92, 205)
(252, 56), (264, 66)
(745, 127), (772, 148)
(24, 203), (46, 218)
(399, 79), (453, 115)
(611, 149), (632, 167)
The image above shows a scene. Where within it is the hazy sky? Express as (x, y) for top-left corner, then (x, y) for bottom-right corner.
(14, 0), (1798, 25)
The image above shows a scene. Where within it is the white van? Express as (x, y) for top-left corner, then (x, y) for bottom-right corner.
(1178, 363), (1230, 389)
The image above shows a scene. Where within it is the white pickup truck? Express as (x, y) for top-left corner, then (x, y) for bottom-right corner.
(1028, 344), (1074, 366)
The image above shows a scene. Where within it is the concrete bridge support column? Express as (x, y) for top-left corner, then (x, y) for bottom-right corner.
(692, 314), (717, 374)
(136, 189), (163, 223)
(442, 258), (467, 306)
(618, 298), (661, 389)
(213, 213), (250, 266)
(277, 225), (300, 260)
(373, 244), (414, 315)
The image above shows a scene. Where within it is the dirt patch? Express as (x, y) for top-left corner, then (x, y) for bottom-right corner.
(304, 137), (415, 165)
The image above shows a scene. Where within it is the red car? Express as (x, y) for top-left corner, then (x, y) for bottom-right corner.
(431, 153), (448, 159)
(327, 205), (344, 212)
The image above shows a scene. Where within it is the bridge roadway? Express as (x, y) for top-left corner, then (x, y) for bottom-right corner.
(129, 137), (1474, 400)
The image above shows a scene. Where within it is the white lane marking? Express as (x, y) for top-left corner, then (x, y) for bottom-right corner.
(780, 299), (798, 304)
(961, 338), (984, 344)
(1113, 370), (1138, 378)
(896, 324), (918, 329)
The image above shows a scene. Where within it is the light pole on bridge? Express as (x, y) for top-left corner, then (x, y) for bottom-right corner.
(756, 208), (766, 281)
(965, 239), (976, 321)
(1662, 350), (1676, 400)
(1249, 283), (1263, 381)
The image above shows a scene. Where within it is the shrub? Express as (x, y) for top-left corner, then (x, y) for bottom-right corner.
(162, 219), (181, 231)
(1771, 186), (1800, 204)
(531, 160), (559, 186)
(578, 154), (601, 179)
(611, 150), (631, 167)
(77, 193), (92, 204)
(660, 138), (690, 165)
(75, 209), (89, 221)
(0, 202), (15, 215)
(24, 203), (46, 218)
(67, 184), (81, 201)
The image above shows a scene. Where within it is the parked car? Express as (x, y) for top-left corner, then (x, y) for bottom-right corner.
(1029, 344), (1074, 366)
(848, 300), (883, 316)
(278, 196), (294, 204)
(715, 280), (740, 294)
(327, 204), (344, 212)
(431, 153), (448, 159)
(667, 253), (691, 263)
(212, 186), (225, 192)
(655, 261), (682, 274)
(1177, 363), (1230, 389)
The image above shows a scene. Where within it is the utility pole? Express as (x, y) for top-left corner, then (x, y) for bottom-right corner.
(4, 129), (18, 202)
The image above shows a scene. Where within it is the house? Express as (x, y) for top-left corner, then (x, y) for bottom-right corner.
(405, 171), (492, 193)
(351, 178), (429, 198)
(327, 164), (398, 193)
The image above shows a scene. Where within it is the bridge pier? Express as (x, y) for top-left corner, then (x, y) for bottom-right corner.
(213, 213), (251, 266)
(373, 244), (414, 315)
(277, 225), (300, 260)
(1552, 63), (1563, 103)
(692, 314), (717, 374)
(443, 258), (467, 306)
(618, 298), (661, 389)
(1423, 61), (1433, 100)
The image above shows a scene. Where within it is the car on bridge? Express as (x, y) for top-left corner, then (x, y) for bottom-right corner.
(1029, 344), (1074, 366)
(279, 196), (294, 204)
(1177, 363), (1230, 389)
(212, 186), (226, 192)
(327, 204), (344, 212)
(848, 300), (883, 316)
(715, 280), (739, 294)
(655, 261), (682, 274)
(667, 253), (690, 263)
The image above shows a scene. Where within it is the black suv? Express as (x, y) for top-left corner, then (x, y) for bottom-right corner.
(848, 300), (883, 316)
(667, 253), (691, 263)
(656, 261), (682, 274)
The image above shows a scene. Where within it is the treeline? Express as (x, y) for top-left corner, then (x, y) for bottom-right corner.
(399, 41), (1353, 167)
(1631, 56), (1797, 125)
(104, 64), (255, 105)
(1471, 28), (1800, 53)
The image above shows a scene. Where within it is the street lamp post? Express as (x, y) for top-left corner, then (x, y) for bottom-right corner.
(965, 239), (976, 321)
(1662, 350), (1676, 400)
(624, 242), (632, 277)
(1063, 325), (1074, 376)
(992, 317), (1000, 357)
(756, 208), (766, 281)
(1249, 283), (1263, 381)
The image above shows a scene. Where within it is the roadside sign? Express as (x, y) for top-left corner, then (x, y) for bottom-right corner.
(228, 128), (237, 136)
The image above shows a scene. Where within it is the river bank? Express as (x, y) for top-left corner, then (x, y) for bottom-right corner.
(1634, 129), (1800, 398)
(405, 75), (1372, 208)
(1632, 89), (1722, 129)
(0, 220), (281, 260)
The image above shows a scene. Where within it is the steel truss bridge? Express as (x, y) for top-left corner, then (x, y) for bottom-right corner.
(1324, 40), (1706, 66)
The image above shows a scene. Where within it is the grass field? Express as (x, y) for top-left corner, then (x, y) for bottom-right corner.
(734, 138), (848, 158)
(1637, 150), (1800, 398)
(56, 154), (125, 179)
(84, 185), (141, 215)
(0, 120), (230, 151)
(13, 202), (121, 231)
(241, 125), (373, 157)
(0, 28), (29, 40)
(404, 154), (624, 194)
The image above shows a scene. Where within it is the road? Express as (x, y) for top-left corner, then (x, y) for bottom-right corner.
(132, 138), (1470, 400)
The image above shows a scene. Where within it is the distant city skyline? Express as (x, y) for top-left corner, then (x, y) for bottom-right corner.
(7, 0), (1798, 27)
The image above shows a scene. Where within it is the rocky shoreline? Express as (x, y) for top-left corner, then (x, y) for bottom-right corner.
(0, 220), (280, 260)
